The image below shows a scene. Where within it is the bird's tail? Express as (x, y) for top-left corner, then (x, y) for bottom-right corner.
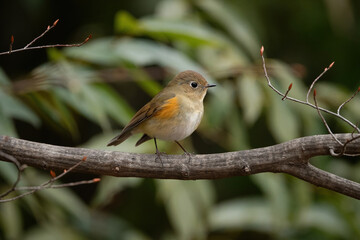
(107, 131), (132, 146)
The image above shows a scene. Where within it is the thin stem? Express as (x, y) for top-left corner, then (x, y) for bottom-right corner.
(337, 87), (360, 115)
(0, 151), (22, 198)
(0, 155), (100, 203)
(24, 19), (58, 49)
(0, 18), (91, 56)
(261, 47), (360, 133)
(306, 62), (334, 103)
(313, 90), (343, 146)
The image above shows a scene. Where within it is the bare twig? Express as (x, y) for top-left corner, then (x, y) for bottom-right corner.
(261, 45), (360, 157)
(24, 19), (59, 49)
(337, 86), (360, 115)
(313, 89), (343, 146)
(0, 154), (100, 203)
(261, 46), (360, 134)
(306, 62), (334, 103)
(0, 151), (23, 199)
(0, 19), (92, 56)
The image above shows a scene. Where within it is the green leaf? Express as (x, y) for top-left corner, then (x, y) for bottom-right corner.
(23, 92), (79, 138)
(210, 198), (273, 232)
(23, 223), (84, 240)
(266, 89), (300, 142)
(53, 87), (97, 123)
(66, 38), (216, 85)
(155, 0), (190, 19)
(225, 106), (250, 150)
(0, 161), (19, 183)
(115, 10), (223, 47)
(0, 88), (40, 129)
(141, 18), (221, 46)
(79, 84), (112, 131)
(93, 83), (135, 125)
(127, 69), (162, 97)
(0, 201), (23, 240)
(251, 173), (290, 230)
(204, 83), (233, 127)
(297, 204), (349, 237)
(64, 38), (123, 66)
(157, 180), (215, 239)
(0, 108), (16, 136)
(0, 67), (10, 85)
(114, 11), (143, 35)
(92, 177), (142, 207)
(196, 0), (260, 59)
(238, 74), (263, 125)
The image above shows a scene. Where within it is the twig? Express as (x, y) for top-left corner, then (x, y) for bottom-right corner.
(15, 178), (101, 190)
(24, 19), (59, 49)
(261, 46), (360, 134)
(261, 45), (360, 157)
(337, 86), (360, 115)
(306, 62), (334, 103)
(0, 19), (92, 56)
(0, 155), (100, 203)
(313, 89), (343, 146)
(0, 151), (23, 198)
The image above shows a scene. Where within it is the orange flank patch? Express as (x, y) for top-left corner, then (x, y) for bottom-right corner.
(154, 97), (179, 119)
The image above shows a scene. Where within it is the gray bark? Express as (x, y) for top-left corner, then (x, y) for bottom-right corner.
(0, 134), (359, 199)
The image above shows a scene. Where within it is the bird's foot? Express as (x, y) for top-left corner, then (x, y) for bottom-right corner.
(183, 152), (194, 163)
(155, 151), (166, 167)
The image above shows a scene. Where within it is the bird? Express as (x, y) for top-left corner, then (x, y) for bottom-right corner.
(107, 70), (216, 164)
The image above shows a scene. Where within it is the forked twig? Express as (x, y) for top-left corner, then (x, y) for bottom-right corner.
(306, 62), (334, 103)
(313, 89), (343, 146)
(337, 87), (360, 115)
(261, 46), (360, 155)
(0, 155), (100, 203)
(0, 19), (91, 56)
(0, 151), (23, 199)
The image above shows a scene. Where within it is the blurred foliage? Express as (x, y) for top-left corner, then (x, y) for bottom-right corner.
(1, 0), (360, 239)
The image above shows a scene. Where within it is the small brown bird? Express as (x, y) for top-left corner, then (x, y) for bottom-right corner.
(107, 70), (215, 163)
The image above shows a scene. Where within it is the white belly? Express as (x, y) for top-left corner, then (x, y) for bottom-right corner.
(140, 103), (204, 141)
(171, 111), (203, 140)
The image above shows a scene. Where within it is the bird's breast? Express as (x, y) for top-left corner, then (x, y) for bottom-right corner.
(139, 97), (204, 141)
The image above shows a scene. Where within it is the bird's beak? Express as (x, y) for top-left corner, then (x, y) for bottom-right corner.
(205, 84), (216, 88)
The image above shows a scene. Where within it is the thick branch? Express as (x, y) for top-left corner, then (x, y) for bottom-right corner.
(0, 134), (359, 199)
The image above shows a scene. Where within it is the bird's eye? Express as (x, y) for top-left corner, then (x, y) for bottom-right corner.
(190, 81), (198, 88)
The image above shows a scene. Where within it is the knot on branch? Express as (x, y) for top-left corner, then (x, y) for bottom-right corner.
(177, 163), (190, 179)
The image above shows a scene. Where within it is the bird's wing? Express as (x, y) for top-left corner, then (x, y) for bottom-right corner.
(107, 92), (175, 146)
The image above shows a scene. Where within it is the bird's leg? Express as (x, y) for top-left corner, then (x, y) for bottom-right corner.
(154, 138), (164, 167)
(175, 140), (192, 163)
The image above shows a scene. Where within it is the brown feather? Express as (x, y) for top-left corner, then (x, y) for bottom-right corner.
(107, 92), (176, 146)
(135, 134), (152, 146)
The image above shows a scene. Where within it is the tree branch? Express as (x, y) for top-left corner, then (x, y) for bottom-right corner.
(0, 19), (91, 56)
(0, 134), (359, 199)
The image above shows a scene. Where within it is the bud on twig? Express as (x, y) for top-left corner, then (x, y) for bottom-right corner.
(93, 178), (101, 182)
(50, 170), (56, 178)
(53, 19), (59, 27)
(282, 83), (293, 100)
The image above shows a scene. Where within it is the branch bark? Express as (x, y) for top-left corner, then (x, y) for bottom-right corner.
(0, 134), (359, 199)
